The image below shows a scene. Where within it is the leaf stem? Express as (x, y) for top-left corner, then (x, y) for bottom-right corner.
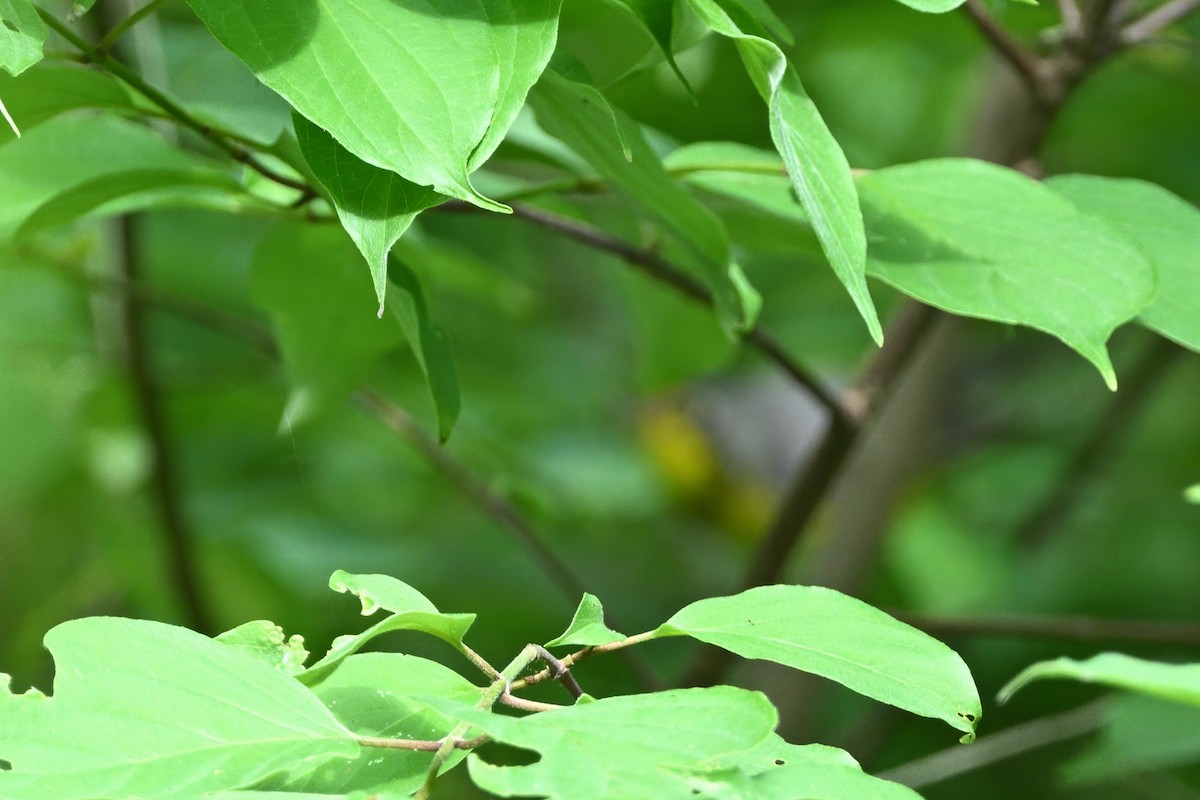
(508, 630), (658, 692)
(415, 644), (543, 799)
(96, 0), (167, 54)
(358, 733), (490, 752)
(36, 7), (311, 195)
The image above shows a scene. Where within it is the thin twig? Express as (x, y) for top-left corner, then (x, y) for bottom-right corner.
(36, 8), (311, 194)
(501, 202), (853, 431)
(510, 631), (658, 692)
(357, 733), (490, 752)
(896, 610), (1200, 647)
(532, 643), (584, 699)
(113, 216), (212, 633)
(96, 0), (167, 53)
(500, 693), (568, 713)
(355, 388), (594, 605)
(879, 699), (1110, 789)
(963, 0), (1055, 99)
(1016, 336), (1182, 548)
(1120, 0), (1200, 45)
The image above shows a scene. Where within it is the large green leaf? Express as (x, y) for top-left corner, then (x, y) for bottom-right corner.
(0, 0), (45, 77)
(529, 67), (760, 333)
(249, 222), (404, 426)
(441, 686), (779, 799)
(0, 113), (216, 242)
(859, 159), (1156, 389)
(272, 653), (482, 794)
(654, 585), (981, 740)
(999, 653), (1200, 706)
(684, 0), (882, 344)
(300, 571), (476, 685)
(0, 618), (357, 800)
(185, 0), (561, 211)
(0, 63), (132, 144)
(1047, 175), (1200, 353)
(292, 112), (442, 308)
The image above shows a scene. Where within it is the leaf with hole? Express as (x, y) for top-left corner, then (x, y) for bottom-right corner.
(0, 618), (357, 800)
(0, 0), (45, 77)
(654, 584), (982, 741)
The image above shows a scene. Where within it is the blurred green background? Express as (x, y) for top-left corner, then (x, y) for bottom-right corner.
(1, 1), (1199, 797)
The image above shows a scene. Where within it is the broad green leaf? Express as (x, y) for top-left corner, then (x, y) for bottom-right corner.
(664, 141), (803, 223)
(0, 63), (133, 144)
(999, 653), (1200, 706)
(0, 0), (45, 77)
(249, 222), (404, 427)
(545, 593), (626, 648)
(0, 618), (357, 800)
(654, 585), (982, 740)
(185, 0), (562, 211)
(216, 620), (310, 676)
(0, 113), (210, 242)
(300, 571), (476, 685)
(386, 252), (462, 443)
(14, 168), (248, 241)
(685, 0), (882, 344)
(272, 653), (483, 794)
(1046, 175), (1200, 353)
(859, 159), (1156, 389)
(292, 112), (443, 309)
(436, 687), (779, 799)
(1062, 694), (1200, 784)
(529, 68), (760, 333)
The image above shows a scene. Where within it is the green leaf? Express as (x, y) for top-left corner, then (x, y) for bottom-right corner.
(1046, 175), (1200, 353)
(300, 571), (476, 685)
(859, 159), (1156, 389)
(14, 167), (248, 241)
(664, 141), (803, 223)
(684, 0), (882, 344)
(545, 593), (626, 648)
(0, 113), (213, 243)
(999, 653), (1200, 706)
(66, 0), (97, 20)
(0, 618), (357, 800)
(889, 0), (968, 11)
(216, 620), (311, 676)
(1062, 694), (1200, 785)
(0, 63), (133, 144)
(654, 585), (982, 740)
(386, 251), (462, 443)
(1186, 484), (1200, 504)
(249, 222), (403, 427)
(529, 67), (760, 334)
(292, 112), (443, 310)
(0, 0), (45, 77)
(272, 653), (483, 794)
(185, 0), (562, 211)
(438, 686), (779, 799)
(604, 0), (693, 92)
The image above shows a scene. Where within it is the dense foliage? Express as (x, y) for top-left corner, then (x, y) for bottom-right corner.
(0, 0), (1198, 798)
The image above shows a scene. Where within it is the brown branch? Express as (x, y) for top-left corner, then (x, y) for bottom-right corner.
(896, 611), (1200, 647)
(963, 0), (1056, 100)
(879, 700), (1110, 790)
(114, 216), (212, 633)
(1016, 336), (1182, 548)
(1120, 0), (1200, 45)
(1058, 0), (1085, 39)
(502, 202), (854, 432)
(680, 302), (940, 687)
